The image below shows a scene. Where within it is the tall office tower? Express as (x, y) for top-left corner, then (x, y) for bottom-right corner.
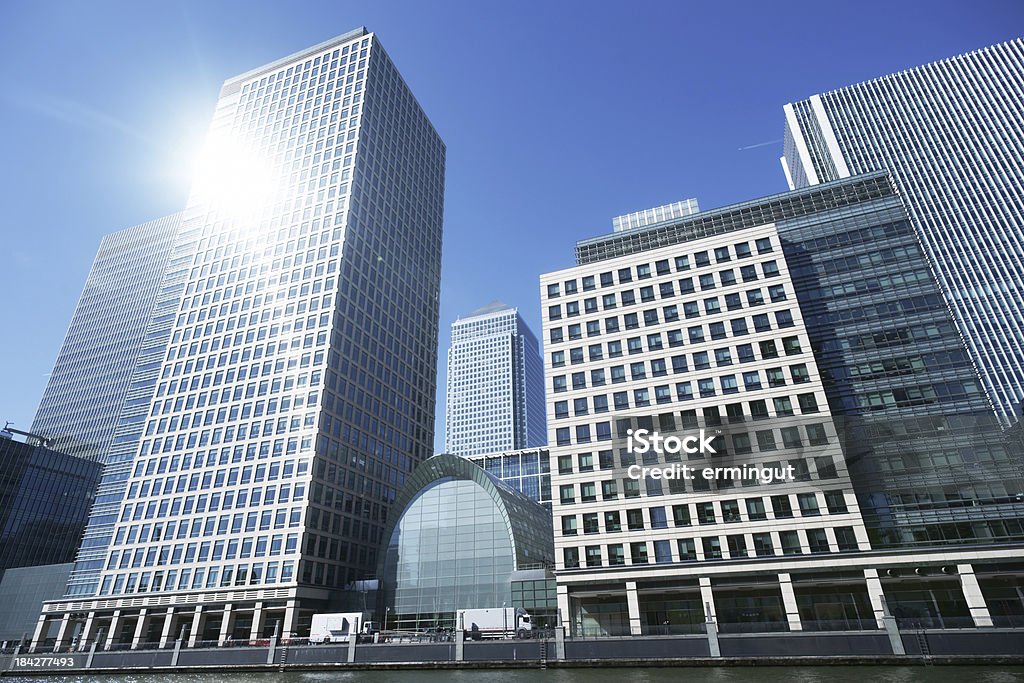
(544, 175), (1022, 638)
(445, 302), (546, 457)
(781, 39), (1024, 418)
(31, 214), (182, 462)
(36, 27), (444, 648)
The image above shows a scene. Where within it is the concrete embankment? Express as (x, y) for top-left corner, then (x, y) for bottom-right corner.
(3, 630), (1024, 676)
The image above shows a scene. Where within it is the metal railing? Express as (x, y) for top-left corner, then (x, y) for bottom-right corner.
(641, 623), (707, 636)
(799, 618), (880, 632)
(716, 621), (791, 634)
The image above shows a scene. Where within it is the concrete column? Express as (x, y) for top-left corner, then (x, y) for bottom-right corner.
(957, 564), (994, 627)
(282, 599), (298, 640)
(131, 609), (150, 649)
(29, 613), (48, 652)
(625, 581), (642, 636)
(105, 611), (122, 650)
(864, 568), (887, 628)
(86, 637), (99, 668)
(347, 626), (357, 662)
(218, 604), (234, 645)
(556, 584), (571, 638)
(266, 630), (278, 666)
(554, 607), (566, 660)
(187, 606), (203, 647)
(454, 611), (464, 662)
(172, 623), (188, 666)
(865, 569), (904, 655)
(699, 577), (717, 620)
(78, 612), (97, 651)
(705, 602), (721, 658)
(159, 608), (176, 648)
(249, 602), (265, 642)
(778, 573), (802, 631)
(52, 614), (72, 652)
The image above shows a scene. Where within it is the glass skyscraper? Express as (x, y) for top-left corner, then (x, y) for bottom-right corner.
(781, 38), (1024, 418)
(445, 302), (546, 457)
(35, 27), (444, 649)
(31, 214), (182, 462)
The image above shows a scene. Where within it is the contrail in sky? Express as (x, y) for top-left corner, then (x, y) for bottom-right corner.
(737, 138), (783, 151)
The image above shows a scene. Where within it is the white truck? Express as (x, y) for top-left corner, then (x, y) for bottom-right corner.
(457, 607), (532, 640)
(309, 612), (376, 643)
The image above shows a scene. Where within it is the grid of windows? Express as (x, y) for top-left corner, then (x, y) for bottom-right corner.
(542, 223), (869, 573)
(466, 449), (552, 507)
(65, 29), (445, 601)
(779, 197), (1024, 548)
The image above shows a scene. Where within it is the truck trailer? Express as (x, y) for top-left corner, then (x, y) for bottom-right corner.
(457, 607), (532, 640)
(309, 612), (376, 643)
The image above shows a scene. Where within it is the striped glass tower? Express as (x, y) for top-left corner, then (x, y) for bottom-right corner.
(781, 38), (1024, 418)
(31, 214), (182, 462)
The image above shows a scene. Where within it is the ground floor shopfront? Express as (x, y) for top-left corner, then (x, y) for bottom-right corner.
(27, 585), (336, 650)
(557, 545), (1024, 637)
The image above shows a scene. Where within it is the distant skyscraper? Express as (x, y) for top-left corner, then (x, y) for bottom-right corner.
(31, 214), (182, 462)
(445, 302), (546, 457)
(36, 27), (444, 648)
(781, 38), (1024, 418)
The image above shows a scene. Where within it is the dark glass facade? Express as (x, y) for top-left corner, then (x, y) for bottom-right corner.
(776, 184), (1024, 548)
(0, 436), (102, 574)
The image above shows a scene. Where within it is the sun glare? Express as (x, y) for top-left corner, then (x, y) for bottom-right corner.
(190, 134), (278, 222)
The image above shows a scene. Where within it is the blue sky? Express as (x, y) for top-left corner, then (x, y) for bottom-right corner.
(0, 0), (1021, 453)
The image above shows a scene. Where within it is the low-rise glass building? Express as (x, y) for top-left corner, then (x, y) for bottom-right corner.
(378, 454), (554, 631)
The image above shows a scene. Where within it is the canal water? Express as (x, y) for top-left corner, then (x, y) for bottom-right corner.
(3, 668), (1023, 683)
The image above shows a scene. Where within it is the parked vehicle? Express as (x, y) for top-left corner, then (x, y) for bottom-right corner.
(457, 607), (532, 640)
(309, 612), (376, 643)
